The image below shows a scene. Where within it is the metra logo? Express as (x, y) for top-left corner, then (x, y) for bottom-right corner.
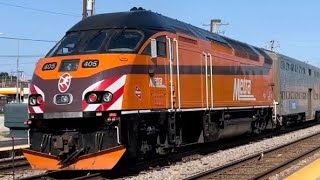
(233, 78), (256, 101)
(58, 73), (72, 93)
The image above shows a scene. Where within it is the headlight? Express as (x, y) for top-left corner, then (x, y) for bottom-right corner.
(54, 94), (72, 105)
(36, 96), (43, 104)
(102, 92), (113, 103)
(87, 93), (98, 103)
(60, 95), (69, 103)
(29, 96), (37, 106)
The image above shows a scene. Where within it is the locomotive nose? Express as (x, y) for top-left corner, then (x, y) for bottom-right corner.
(23, 145), (126, 170)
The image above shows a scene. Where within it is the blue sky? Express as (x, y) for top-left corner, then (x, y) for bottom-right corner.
(0, 0), (319, 79)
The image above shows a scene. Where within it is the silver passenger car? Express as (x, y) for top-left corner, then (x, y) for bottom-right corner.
(266, 50), (320, 123)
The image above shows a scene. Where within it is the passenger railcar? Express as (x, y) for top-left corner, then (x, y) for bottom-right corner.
(267, 51), (320, 124)
(23, 9), (320, 170)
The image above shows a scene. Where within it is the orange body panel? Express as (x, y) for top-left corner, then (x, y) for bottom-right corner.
(211, 42), (233, 55)
(32, 32), (273, 111)
(34, 54), (147, 80)
(23, 146), (126, 170)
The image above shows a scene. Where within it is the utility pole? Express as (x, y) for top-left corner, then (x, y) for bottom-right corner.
(83, 0), (95, 19)
(210, 19), (229, 34)
(16, 40), (20, 103)
(82, 0), (87, 19)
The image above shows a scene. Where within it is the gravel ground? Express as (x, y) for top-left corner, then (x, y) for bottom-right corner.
(126, 124), (320, 180)
(0, 156), (46, 180)
(0, 169), (45, 180)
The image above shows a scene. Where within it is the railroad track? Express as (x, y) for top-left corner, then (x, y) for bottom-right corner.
(19, 171), (103, 180)
(0, 157), (29, 172)
(19, 171), (102, 180)
(186, 132), (320, 180)
(0, 156), (30, 179)
(17, 121), (320, 179)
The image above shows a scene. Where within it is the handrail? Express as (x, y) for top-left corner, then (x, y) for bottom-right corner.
(167, 37), (174, 111)
(208, 53), (213, 109)
(203, 52), (208, 109)
(174, 38), (181, 110)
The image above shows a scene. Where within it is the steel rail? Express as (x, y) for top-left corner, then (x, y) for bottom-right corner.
(17, 121), (320, 179)
(185, 132), (320, 180)
(0, 157), (29, 172)
(18, 171), (103, 180)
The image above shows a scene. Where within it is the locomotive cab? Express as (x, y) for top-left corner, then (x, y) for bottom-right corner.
(23, 14), (172, 170)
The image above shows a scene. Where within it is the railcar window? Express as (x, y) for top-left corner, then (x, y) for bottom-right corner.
(82, 31), (108, 52)
(295, 65), (298, 72)
(303, 68), (306, 74)
(309, 69), (312, 76)
(299, 66), (302, 73)
(52, 33), (80, 56)
(157, 36), (167, 57)
(280, 61), (285, 69)
(286, 62), (290, 71)
(106, 30), (143, 52)
(142, 36), (167, 57)
(290, 64), (294, 72)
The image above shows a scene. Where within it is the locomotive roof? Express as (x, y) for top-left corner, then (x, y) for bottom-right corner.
(68, 10), (228, 44)
(68, 10), (276, 64)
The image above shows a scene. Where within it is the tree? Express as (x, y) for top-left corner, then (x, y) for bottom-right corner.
(0, 72), (17, 81)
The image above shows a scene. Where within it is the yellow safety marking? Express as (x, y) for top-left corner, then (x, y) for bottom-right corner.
(0, 144), (29, 152)
(285, 159), (320, 180)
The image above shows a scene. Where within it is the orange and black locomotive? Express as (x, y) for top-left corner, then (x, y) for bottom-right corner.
(23, 8), (320, 170)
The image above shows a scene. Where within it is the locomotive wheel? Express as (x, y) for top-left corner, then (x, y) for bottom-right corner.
(253, 120), (267, 134)
(136, 119), (158, 160)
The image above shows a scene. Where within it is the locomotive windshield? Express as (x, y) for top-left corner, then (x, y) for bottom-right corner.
(46, 29), (144, 57)
(107, 30), (143, 52)
(47, 32), (81, 56)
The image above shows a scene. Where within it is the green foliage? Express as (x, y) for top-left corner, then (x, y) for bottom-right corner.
(0, 72), (17, 80)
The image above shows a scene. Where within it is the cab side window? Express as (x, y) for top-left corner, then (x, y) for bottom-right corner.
(143, 36), (167, 57)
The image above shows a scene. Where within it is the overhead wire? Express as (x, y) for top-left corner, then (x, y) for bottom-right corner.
(0, 62), (36, 66)
(0, 36), (57, 43)
(0, 55), (44, 58)
(0, 2), (80, 17)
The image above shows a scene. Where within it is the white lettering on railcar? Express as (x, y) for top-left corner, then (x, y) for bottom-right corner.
(150, 77), (166, 88)
(233, 78), (256, 101)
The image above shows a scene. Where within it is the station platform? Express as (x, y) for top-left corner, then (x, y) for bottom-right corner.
(0, 138), (29, 151)
(0, 114), (9, 133)
(285, 158), (320, 179)
(0, 114), (29, 152)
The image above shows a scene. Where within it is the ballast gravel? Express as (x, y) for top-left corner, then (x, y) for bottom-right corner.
(0, 169), (45, 180)
(126, 124), (320, 180)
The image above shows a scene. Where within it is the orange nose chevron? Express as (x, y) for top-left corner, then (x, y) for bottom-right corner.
(23, 146), (126, 170)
